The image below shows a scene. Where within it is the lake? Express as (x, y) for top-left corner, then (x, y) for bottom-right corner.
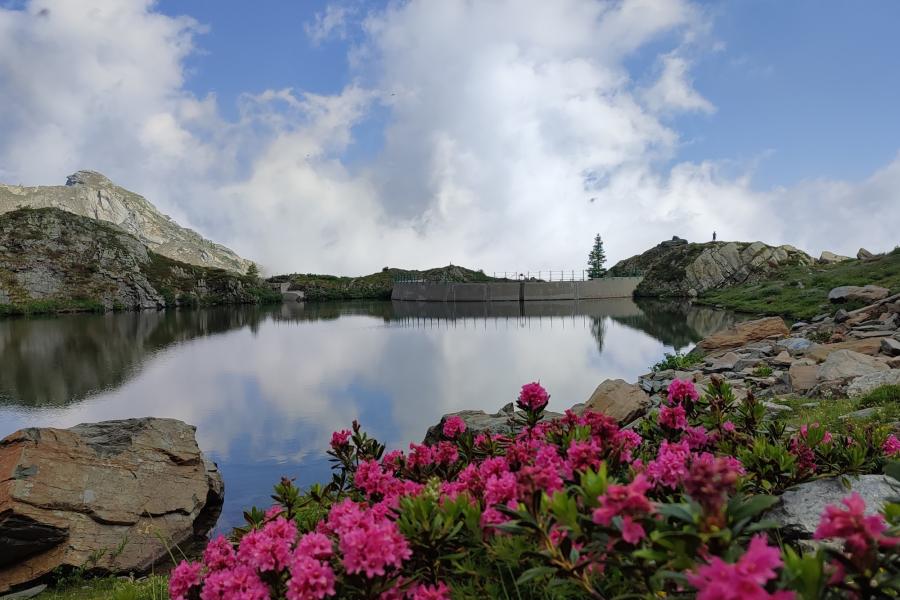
(0, 298), (743, 531)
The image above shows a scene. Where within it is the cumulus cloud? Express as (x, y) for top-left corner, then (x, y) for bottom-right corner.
(0, 0), (897, 274)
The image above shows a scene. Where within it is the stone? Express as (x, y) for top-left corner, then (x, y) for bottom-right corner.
(828, 285), (891, 304)
(0, 171), (251, 273)
(819, 251), (852, 264)
(847, 370), (900, 397)
(0, 585), (47, 600)
(580, 379), (651, 424)
(695, 317), (790, 354)
(763, 402), (793, 413)
(851, 330), (895, 339)
(790, 321), (809, 331)
(817, 349), (889, 381)
(705, 352), (741, 372)
(424, 405), (562, 445)
(857, 247), (875, 260)
(812, 313), (829, 323)
(775, 337), (815, 355)
(769, 475), (894, 540)
(807, 338), (886, 362)
(840, 407), (880, 420)
(0, 418), (224, 593)
(770, 351), (793, 367)
(788, 364), (818, 393)
(889, 357), (900, 369)
(834, 308), (850, 323)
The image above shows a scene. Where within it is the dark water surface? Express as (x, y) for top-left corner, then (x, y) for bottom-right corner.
(0, 299), (743, 530)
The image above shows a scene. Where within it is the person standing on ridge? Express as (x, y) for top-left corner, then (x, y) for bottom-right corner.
(713, 231), (717, 242)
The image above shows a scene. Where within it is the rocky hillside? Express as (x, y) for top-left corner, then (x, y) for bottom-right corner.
(608, 237), (814, 297)
(0, 170), (251, 273)
(0, 208), (279, 313)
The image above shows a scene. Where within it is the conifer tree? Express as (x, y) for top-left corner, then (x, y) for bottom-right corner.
(587, 234), (607, 279)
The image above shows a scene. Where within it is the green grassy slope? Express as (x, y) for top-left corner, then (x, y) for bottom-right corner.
(699, 248), (900, 319)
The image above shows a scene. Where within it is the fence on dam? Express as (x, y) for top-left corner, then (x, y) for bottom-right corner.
(391, 277), (643, 302)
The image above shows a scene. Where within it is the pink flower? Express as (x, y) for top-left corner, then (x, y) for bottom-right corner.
(434, 441), (459, 466)
(295, 532), (333, 560)
(407, 443), (436, 469)
(484, 471), (518, 506)
(592, 474), (653, 544)
(667, 379), (699, 406)
(287, 555), (336, 600)
(325, 500), (411, 578)
(331, 429), (351, 449)
(612, 429), (642, 463)
(685, 453), (743, 514)
(884, 434), (900, 456)
(647, 439), (691, 489)
(199, 564), (270, 600)
(814, 492), (898, 558)
(202, 536), (235, 572)
(442, 416), (467, 439)
(683, 425), (713, 450)
(382, 449), (404, 470)
(688, 535), (793, 600)
(659, 404), (687, 430)
(409, 581), (451, 599)
(237, 516), (297, 572)
(169, 560), (201, 600)
(567, 439), (603, 471)
(722, 421), (736, 433)
(517, 381), (550, 412)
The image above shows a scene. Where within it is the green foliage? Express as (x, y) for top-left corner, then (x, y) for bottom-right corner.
(586, 233), (607, 279)
(39, 575), (169, 600)
(246, 262), (260, 279)
(651, 350), (704, 372)
(700, 250), (900, 319)
(752, 364), (774, 377)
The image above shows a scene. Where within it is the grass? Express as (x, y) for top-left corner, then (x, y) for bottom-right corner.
(36, 575), (168, 600)
(699, 247), (900, 319)
(651, 350), (705, 372)
(780, 384), (900, 431)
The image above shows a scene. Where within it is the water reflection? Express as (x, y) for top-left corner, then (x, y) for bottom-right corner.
(0, 299), (743, 529)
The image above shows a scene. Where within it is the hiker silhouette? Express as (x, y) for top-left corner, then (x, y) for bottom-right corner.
(713, 231), (717, 242)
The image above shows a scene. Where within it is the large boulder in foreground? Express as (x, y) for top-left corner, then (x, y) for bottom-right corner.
(0, 418), (223, 593)
(695, 316), (789, 354)
(769, 475), (894, 540)
(576, 379), (650, 424)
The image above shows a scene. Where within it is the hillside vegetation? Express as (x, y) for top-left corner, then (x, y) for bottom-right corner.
(700, 247), (900, 319)
(0, 208), (279, 316)
(270, 265), (496, 301)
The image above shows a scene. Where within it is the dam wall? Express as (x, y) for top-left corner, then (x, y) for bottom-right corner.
(391, 277), (642, 302)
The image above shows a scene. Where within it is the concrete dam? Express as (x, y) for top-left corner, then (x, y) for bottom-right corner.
(391, 277), (642, 302)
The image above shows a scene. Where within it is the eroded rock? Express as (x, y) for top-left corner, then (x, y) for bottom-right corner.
(695, 317), (789, 354)
(0, 418), (223, 593)
(579, 379), (651, 424)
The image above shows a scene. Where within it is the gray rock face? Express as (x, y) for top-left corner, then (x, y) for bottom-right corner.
(423, 405), (563, 445)
(819, 251), (852, 264)
(828, 285), (891, 304)
(610, 240), (813, 297)
(858, 248), (875, 260)
(769, 475), (895, 540)
(817, 349), (889, 381)
(0, 418), (223, 592)
(847, 370), (900, 397)
(579, 379), (650, 424)
(883, 337), (900, 356)
(0, 171), (251, 273)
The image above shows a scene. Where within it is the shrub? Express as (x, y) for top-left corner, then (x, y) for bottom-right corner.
(651, 350), (704, 372)
(174, 380), (900, 599)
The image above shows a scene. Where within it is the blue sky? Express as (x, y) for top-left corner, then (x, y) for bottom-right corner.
(1, 0), (899, 272)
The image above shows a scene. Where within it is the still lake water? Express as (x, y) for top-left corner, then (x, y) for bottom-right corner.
(0, 299), (743, 530)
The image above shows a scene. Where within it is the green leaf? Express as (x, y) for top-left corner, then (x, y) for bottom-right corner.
(515, 566), (556, 585)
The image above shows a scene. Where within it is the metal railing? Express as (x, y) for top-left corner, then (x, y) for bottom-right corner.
(393, 270), (643, 284)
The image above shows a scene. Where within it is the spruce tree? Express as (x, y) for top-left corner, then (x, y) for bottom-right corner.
(587, 234), (607, 279)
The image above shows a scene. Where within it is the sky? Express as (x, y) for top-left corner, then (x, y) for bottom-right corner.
(0, 0), (898, 275)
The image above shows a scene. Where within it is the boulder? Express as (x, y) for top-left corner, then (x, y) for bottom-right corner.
(881, 338), (900, 356)
(834, 308), (850, 323)
(705, 352), (741, 373)
(819, 251), (852, 264)
(695, 317), (789, 354)
(0, 418), (223, 593)
(775, 337), (815, 355)
(423, 405), (562, 445)
(770, 351), (793, 367)
(788, 364), (818, 393)
(857, 248), (875, 260)
(828, 285), (891, 304)
(579, 379), (651, 424)
(847, 370), (900, 397)
(816, 349), (889, 382)
(807, 338), (886, 362)
(769, 475), (894, 540)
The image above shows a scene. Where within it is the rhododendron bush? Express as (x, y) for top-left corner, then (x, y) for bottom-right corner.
(172, 378), (900, 599)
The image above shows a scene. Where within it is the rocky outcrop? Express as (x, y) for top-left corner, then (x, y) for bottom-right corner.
(819, 251), (852, 264)
(695, 317), (790, 354)
(0, 171), (251, 273)
(609, 240), (814, 297)
(816, 349), (888, 381)
(769, 475), (894, 541)
(423, 405), (563, 445)
(0, 208), (276, 311)
(828, 285), (891, 304)
(575, 379), (649, 424)
(0, 418), (223, 593)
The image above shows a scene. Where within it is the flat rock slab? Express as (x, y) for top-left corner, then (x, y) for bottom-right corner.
(807, 338), (886, 363)
(696, 317), (789, 354)
(0, 418), (223, 593)
(847, 370), (900, 397)
(881, 338), (900, 356)
(769, 475), (895, 539)
(788, 364), (818, 393)
(817, 349), (889, 381)
(829, 285), (891, 304)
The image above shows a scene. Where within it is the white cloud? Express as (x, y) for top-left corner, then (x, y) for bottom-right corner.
(305, 3), (353, 45)
(0, 0), (898, 275)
